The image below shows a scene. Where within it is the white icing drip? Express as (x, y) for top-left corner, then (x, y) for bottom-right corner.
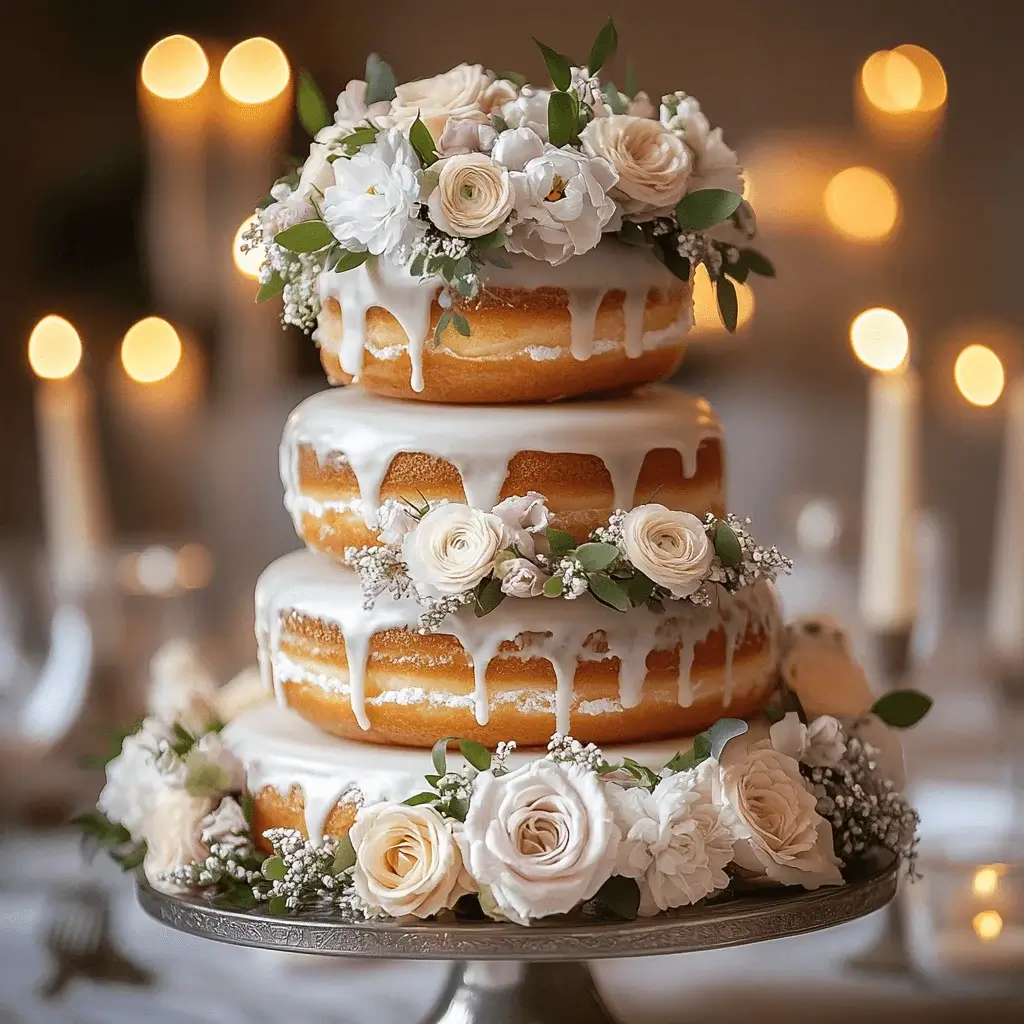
(622, 288), (647, 359)
(254, 551), (781, 734)
(279, 385), (723, 534)
(567, 289), (605, 360)
(677, 634), (696, 707)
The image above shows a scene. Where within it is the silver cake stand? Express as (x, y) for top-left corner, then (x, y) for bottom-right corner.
(138, 862), (897, 1024)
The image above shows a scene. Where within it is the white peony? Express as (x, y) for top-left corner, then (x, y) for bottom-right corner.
(213, 666), (270, 723)
(427, 153), (513, 238)
(501, 86), (551, 140)
(660, 91), (744, 196)
(607, 759), (738, 915)
(199, 796), (250, 852)
(580, 115), (692, 219)
(495, 129), (618, 266)
(719, 747), (844, 889)
(350, 802), (474, 918)
(376, 500), (420, 545)
(148, 640), (218, 734)
(437, 114), (498, 157)
(402, 503), (509, 596)
(334, 79), (392, 132)
(491, 492), (551, 559)
(390, 64), (510, 140)
(142, 787), (216, 895)
(183, 732), (246, 797)
(619, 505), (713, 599)
(769, 712), (846, 769)
(498, 557), (549, 598)
(459, 759), (620, 925)
(322, 127), (421, 256)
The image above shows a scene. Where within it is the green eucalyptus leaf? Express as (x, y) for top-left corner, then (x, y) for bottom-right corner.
(447, 795), (471, 823)
(332, 249), (371, 273)
(533, 38), (572, 91)
(601, 80), (627, 114)
(574, 542), (620, 572)
(409, 252), (427, 278)
(342, 124), (380, 153)
(723, 251), (749, 283)
(546, 90), (576, 147)
(476, 228), (507, 249)
(546, 528), (577, 554)
(491, 113), (510, 133)
(333, 834), (357, 872)
(424, 773), (441, 788)
(296, 69), (331, 136)
(588, 17), (619, 75)
(713, 519), (742, 566)
(691, 731), (712, 764)
(256, 272), (284, 302)
(588, 572), (630, 611)
(275, 220), (334, 253)
(409, 116), (439, 166)
(403, 792), (439, 806)
(432, 737), (456, 777)
(675, 188), (744, 231)
(365, 53), (397, 104)
(717, 274), (738, 333)
(474, 577), (505, 617)
(627, 571), (656, 607)
(542, 575), (565, 598)
(617, 220), (645, 246)
(268, 895), (289, 916)
(665, 749), (697, 772)
(595, 875), (641, 920)
(498, 71), (528, 89)
(242, 792), (255, 825)
(458, 739), (492, 772)
(706, 718), (749, 760)
(871, 690), (933, 729)
(434, 309), (453, 345)
(660, 245), (691, 283)
(453, 312), (471, 337)
(216, 887), (257, 911)
(743, 248), (776, 277)
(484, 250), (513, 269)
(263, 856), (287, 881)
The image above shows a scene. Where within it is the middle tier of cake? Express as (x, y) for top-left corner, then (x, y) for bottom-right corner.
(256, 551), (782, 748)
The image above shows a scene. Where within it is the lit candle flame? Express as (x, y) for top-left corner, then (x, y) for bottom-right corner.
(824, 166), (900, 242)
(29, 315), (82, 380)
(973, 910), (1004, 942)
(121, 317), (182, 383)
(861, 50), (923, 113)
(972, 866), (1002, 898)
(955, 344), (1005, 407)
(233, 218), (263, 279)
(141, 35), (209, 100)
(219, 38), (291, 104)
(893, 45), (947, 112)
(850, 308), (909, 371)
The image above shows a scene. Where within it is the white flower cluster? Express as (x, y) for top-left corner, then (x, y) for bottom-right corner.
(702, 512), (795, 593)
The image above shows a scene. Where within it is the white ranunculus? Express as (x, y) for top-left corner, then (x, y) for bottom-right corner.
(200, 796), (250, 852)
(660, 91), (744, 196)
(619, 505), (713, 599)
(502, 138), (618, 265)
(402, 503), (509, 597)
(350, 802), (474, 918)
(580, 115), (692, 220)
(148, 640), (218, 734)
(769, 712), (846, 769)
(719, 747), (844, 890)
(427, 153), (513, 238)
(498, 557), (549, 598)
(459, 759), (620, 925)
(501, 86), (551, 139)
(322, 127), (421, 257)
(437, 114), (498, 157)
(390, 63), (502, 140)
(334, 79), (392, 131)
(183, 732), (246, 797)
(608, 759), (739, 915)
(143, 787), (216, 895)
(213, 666), (270, 723)
(491, 492), (551, 559)
(846, 714), (907, 792)
(376, 500), (420, 545)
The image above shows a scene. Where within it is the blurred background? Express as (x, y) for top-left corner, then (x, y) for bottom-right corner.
(2, 0), (1024, 1021)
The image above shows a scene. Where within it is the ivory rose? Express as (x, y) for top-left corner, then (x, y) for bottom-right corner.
(350, 803), (473, 918)
(719, 747), (844, 890)
(460, 759), (620, 924)
(402, 503), (509, 596)
(619, 505), (713, 599)
(390, 64), (512, 139)
(427, 153), (513, 238)
(580, 115), (692, 219)
(142, 787), (217, 894)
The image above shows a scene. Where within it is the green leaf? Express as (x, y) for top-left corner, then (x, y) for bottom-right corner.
(588, 572), (630, 611)
(332, 249), (371, 273)
(600, 80), (626, 113)
(474, 576), (505, 617)
(533, 38), (572, 91)
(403, 792), (439, 806)
(618, 220), (645, 246)
(275, 220), (334, 253)
(546, 528), (577, 554)
(171, 722), (196, 757)
(706, 718), (748, 759)
(542, 575), (565, 597)
(268, 895), (289, 916)
(409, 252), (427, 278)
(665, 749), (697, 772)
(658, 239), (691, 282)
(332, 833), (357, 873)
(588, 18), (619, 74)
(743, 248), (776, 277)
(365, 53), (397, 105)
(341, 124), (380, 154)
(675, 188), (744, 231)
(423, 774), (441, 788)
(256, 272), (284, 302)
(262, 855), (287, 881)
(627, 571), (655, 607)
(447, 795), (471, 822)
(475, 228), (507, 249)
(547, 90), (576, 147)
(296, 69), (331, 136)
(432, 737), (456, 777)
(723, 250), (749, 284)
(434, 309), (453, 345)
(255, 193), (275, 211)
(498, 71), (528, 89)
(217, 887), (257, 911)
(409, 115), (439, 166)
(871, 689), (933, 729)
(691, 731), (713, 763)
(573, 542), (620, 572)
(452, 313), (471, 337)
(72, 811), (132, 847)
(716, 277), (738, 333)
(713, 519), (742, 566)
(622, 757), (660, 790)
(458, 738), (492, 772)
(484, 247), (511, 268)
(491, 113), (510, 133)
(595, 875), (641, 920)
(624, 59), (638, 99)
(112, 845), (147, 872)
(242, 792), (255, 825)
(779, 684), (809, 725)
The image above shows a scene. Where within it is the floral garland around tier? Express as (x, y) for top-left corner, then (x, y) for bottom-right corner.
(342, 493), (793, 631)
(78, 676), (932, 924)
(246, 18), (773, 338)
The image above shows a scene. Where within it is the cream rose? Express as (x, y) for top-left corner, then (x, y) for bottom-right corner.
(402, 503), (509, 596)
(720, 748), (844, 889)
(769, 712), (846, 769)
(427, 153), (513, 238)
(391, 64), (505, 139)
(459, 759), (620, 924)
(142, 787), (216, 894)
(437, 114), (498, 157)
(580, 115), (692, 219)
(350, 802), (473, 918)
(619, 505), (713, 599)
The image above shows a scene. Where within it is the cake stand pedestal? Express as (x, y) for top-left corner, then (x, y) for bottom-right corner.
(138, 862), (897, 1024)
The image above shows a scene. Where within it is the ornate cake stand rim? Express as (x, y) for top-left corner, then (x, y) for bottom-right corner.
(136, 861), (897, 961)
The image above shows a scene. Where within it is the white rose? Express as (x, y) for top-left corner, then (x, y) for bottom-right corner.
(427, 153), (513, 238)
(491, 492), (551, 559)
(619, 505), (713, 599)
(627, 91), (657, 119)
(580, 115), (692, 219)
(660, 91), (744, 196)
(459, 759), (620, 924)
(322, 127), (421, 256)
(334, 79), (392, 132)
(608, 759), (738, 915)
(502, 137), (618, 265)
(501, 86), (551, 140)
(376, 500), (420, 546)
(213, 666), (270, 723)
(498, 557), (549, 598)
(437, 114), (498, 157)
(148, 640), (218, 734)
(719, 748), (844, 889)
(350, 802), (473, 918)
(183, 732), (245, 797)
(390, 63), (499, 139)
(845, 714), (906, 792)
(402, 503), (509, 596)
(492, 126), (545, 171)
(142, 787), (216, 895)
(199, 796), (250, 852)
(769, 712), (846, 768)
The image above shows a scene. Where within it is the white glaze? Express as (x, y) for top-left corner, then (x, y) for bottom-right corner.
(254, 550), (781, 737)
(312, 242), (692, 393)
(224, 703), (699, 841)
(280, 384), (723, 531)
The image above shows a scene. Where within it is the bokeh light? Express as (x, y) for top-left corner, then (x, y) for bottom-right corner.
(972, 910), (1004, 942)
(824, 166), (900, 242)
(894, 44), (947, 112)
(691, 264), (755, 335)
(972, 866), (1003, 898)
(233, 219), (263, 279)
(121, 317), (183, 383)
(140, 35), (209, 100)
(954, 344), (1005, 407)
(220, 38), (290, 103)
(28, 315), (82, 380)
(850, 308), (909, 371)
(860, 50), (923, 113)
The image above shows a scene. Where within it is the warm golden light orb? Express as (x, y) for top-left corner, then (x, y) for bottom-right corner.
(233, 219), (263, 279)
(955, 344), (1005, 407)
(691, 264), (755, 335)
(972, 866), (1003, 898)
(973, 910), (1004, 942)
(894, 44), (948, 112)
(860, 50), (923, 114)
(824, 166), (900, 242)
(850, 308), (909, 372)
(140, 35), (209, 100)
(28, 315), (83, 380)
(121, 317), (183, 383)
(220, 38), (290, 103)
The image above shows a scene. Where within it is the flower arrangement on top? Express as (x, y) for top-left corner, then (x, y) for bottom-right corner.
(248, 18), (773, 339)
(344, 493), (792, 630)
